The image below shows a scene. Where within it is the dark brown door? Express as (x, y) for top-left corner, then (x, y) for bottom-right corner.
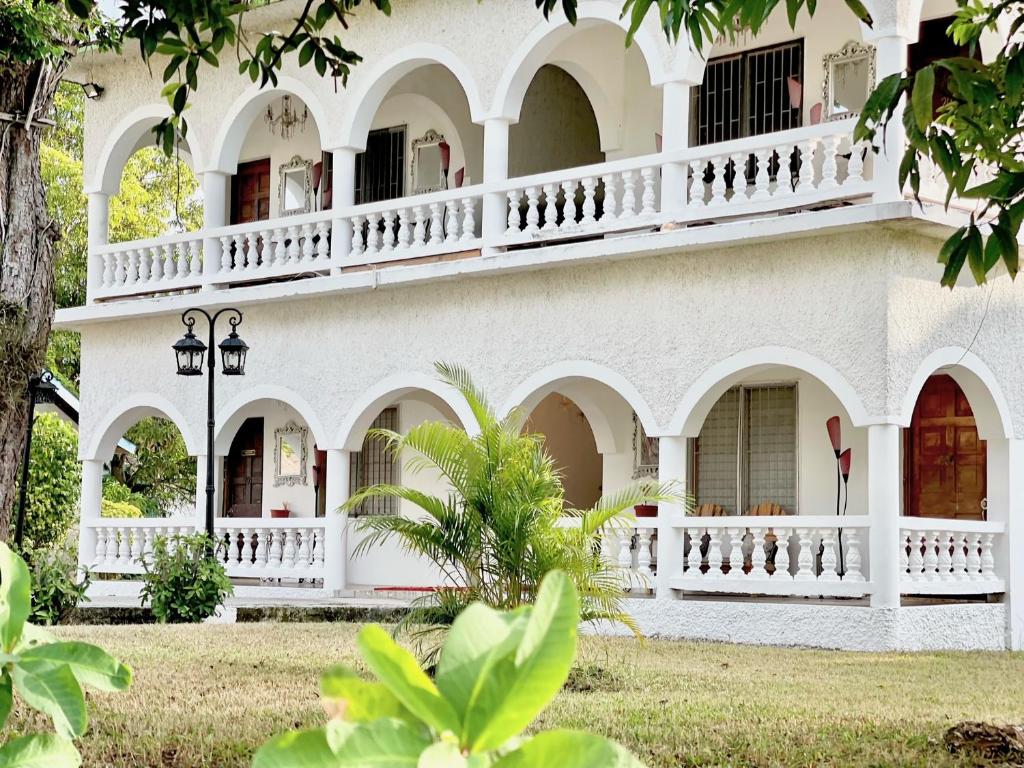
(906, 375), (986, 520)
(231, 159), (271, 225)
(224, 417), (264, 518)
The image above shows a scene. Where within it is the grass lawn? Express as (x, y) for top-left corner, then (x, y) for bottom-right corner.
(9, 623), (1022, 767)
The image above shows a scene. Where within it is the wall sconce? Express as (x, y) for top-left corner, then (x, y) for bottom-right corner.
(81, 82), (104, 100)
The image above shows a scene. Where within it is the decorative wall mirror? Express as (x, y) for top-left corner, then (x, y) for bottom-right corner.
(411, 129), (446, 194)
(822, 41), (876, 121)
(274, 420), (308, 487)
(278, 155), (313, 215)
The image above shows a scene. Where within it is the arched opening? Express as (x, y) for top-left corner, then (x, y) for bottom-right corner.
(104, 416), (197, 519)
(523, 392), (602, 510)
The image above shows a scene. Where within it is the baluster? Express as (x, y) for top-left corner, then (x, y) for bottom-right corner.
(580, 178), (597, 226)
(685, 529), (703, 575)
(725, 527), (744, 578)
(382, 210), (397, 251)
(750, 529), (768, 578)
(125, 249), (139, 286)
(268, 530), (283, 568)
(231, 234), (246, 272)
(286, 225), (301, 262)
(950, 532), (969, 581)
(137, 248), (151, 284)
(729, 153), (750, 201)
(820, 135), (840, 190)
(772, 528), (792, 579)
(636, 527), (653, 580)
(525, 187), (541, 233)
(621, 170), (638, 217)
(541, 183), (559, 231)
(794, 528), (815, 581)
(602, 174), (618, 223)
(93, 527), (107, 567)
(117, 527), (131, 565)
(157, 243), (172, 281)
(142, 528), (155, 565)
(297, 529), (312, 568)
(560, 181), (578, 229)
(708, 158), (727, 206)
(238, 528), (252, 567)
(396, 209), (411, 249)
(412, 205), (427, 247)
(189, 239), (202, 276)
(254, 528), (268, 569)
(349, 216), (366, 257)
(428, 203), (443, 245)
(600, 525), (616, 564)
(846, 139), (866, 184)
(445, 200), (460, 242)
(796, 139), (817, 194)
(459, 197), (476, 242)
(101, 254), (114, 287)
(640, 167), (657, 215)
(980, 533), (996, 580)
(145, 248), (160, 283)
(114, 252), (128, 287)
(844, 529), (865, 582)
(506, 190), (520, 235)
(908, 531), (925, 580)
(900, 531), (910, 576)
(130, 527), (144, 565)
(707, 529), (724, 576)
(367, 214), (383, 254)
(297, 223), (313, 262)
(313, 530), (324, 568)
(616, 529), (632, 571)
(966, 532), (983, 580)
(219, 236), (233, 273)
(751, 149), (771, 201)
(315, 221), (330, 261)
(272, 228), (287, 265)
(936, 531), (953, 581)
(819, 529), (840, 582)
(282, 529), (297, 568)
(688, 160), (706, 208)
(922, 530), (940, 581)
(175, 241), (189, 278)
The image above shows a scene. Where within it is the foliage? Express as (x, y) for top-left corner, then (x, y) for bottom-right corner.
(100, 500), (143, 519)
(109, 418), (196, 517)
(345, 363), (687, 659)
(253, 571), (646, 768)
(23, 543), (91, 626)
(140, 534), (233, 623)
(0, 541), (130, 767)
(101, 477), (148, 519)
(13, 413), (81, 552)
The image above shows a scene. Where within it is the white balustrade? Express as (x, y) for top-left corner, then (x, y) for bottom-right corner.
(86, 519), (194, 574)
(214, 519), (326, 582)
(899, 518), (1005, 594)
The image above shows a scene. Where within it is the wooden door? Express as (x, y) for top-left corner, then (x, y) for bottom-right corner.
(906, 375), (986, 520)
(231, 159), (271, 224)
(224, 417), (264, 518)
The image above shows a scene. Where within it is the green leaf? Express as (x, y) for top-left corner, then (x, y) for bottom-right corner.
(0, 543), (32, 652)
(0, 675), (11, 728)
(965, 223), (986, 284)
(912, 66), (935, 132)
(467, 572), (579, 752)
(0, 733), (80, 768)
(988, 222), (1019, 278)
(21, 642), (131, 692)
(320, 666), (411, 723)
(252, 720), (428, 768)
(492, 730), (645, 768)
(357, 626), (460, 736)
(11, 661), (87, 739)
(417, 741), (466, 768)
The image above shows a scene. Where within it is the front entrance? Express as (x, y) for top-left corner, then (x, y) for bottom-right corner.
(231, 158), (271, 224)
(224, 417), (264, 518)
(905, 374), (986, 520)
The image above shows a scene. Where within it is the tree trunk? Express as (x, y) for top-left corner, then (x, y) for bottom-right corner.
(0, 60), (66, 540)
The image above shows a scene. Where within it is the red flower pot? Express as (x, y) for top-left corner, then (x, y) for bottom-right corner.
(270, 508), (290, 519)
(634, 503), (659, 518)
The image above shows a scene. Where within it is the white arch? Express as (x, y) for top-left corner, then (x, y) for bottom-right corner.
(500, 361), (660, 452)
(207, 75), (332, 173)
(668, 346), (871, 437)
(489, 0), (670, 123)
(334, 43), (485, 152)
(85, 103), (202, 195)
(335, 372), (482, 451)
(546, 59), (622, 152)
(214, 385), (330, 455)
(82, 393), (200, 461)
(897, 347), (1013, 440)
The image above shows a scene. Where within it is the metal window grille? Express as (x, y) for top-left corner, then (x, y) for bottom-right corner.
(349, 407), (399, 517)
(693, 40), (804, 146)
(693, 384), (798, 514)
(355, 126), (406, 204)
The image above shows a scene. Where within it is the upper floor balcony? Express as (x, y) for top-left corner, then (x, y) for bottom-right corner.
(70, 0), (993, 310)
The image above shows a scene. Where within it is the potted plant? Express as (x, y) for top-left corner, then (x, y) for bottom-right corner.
(633, 503), (658, 518)
(271, 501), (290, 519)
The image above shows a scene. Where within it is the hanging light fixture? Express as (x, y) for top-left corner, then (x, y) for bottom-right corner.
(265, 95), (309, 140)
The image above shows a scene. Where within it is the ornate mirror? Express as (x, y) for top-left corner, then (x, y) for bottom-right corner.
(411, 129), (446, 194)
(274, 420), (308, 487)
(278, 155), (313, 215)
(823, 41), (876, 121)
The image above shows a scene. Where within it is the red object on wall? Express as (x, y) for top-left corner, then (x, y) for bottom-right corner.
(826, 416), (842, 457)
(839, 448), (852, 480)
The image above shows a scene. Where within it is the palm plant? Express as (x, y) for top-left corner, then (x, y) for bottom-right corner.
(343, 362), (687, 657)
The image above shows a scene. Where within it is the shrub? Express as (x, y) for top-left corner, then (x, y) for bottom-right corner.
(15, 413), (81, 551)
(101, 499), (143, 518)
(23, 543), (91, 626)
(253, 571), (646, 767)
(140, 533), (233, 623)
(103, 476), (156, 517)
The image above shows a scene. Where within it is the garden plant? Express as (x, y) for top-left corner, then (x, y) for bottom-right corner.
(140, 533), (233, 623)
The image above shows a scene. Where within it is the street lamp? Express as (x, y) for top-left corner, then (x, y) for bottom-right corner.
(173, 308), (248, 545)
(15, 371), (58, 548)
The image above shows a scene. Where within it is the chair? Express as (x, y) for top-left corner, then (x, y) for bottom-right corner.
(747, 501), (790, 574)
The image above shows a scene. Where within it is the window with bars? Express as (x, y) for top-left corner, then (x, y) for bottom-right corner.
(691, 384), (798, 514)
(693, 40), (804, 145)
(349, 407), (399, 517)
(355, 126), (406, 204)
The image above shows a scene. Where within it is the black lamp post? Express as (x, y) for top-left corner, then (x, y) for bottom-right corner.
(173, 308), (248, 546)
(15, 371), (58, 548)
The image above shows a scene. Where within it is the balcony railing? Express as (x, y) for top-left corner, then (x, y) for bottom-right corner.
(89, 119), (874, 303)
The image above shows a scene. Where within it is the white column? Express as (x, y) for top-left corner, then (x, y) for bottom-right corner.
(868, 423), (901, 608)
(201, 170), (230, 288)
(987, 437), (1024, 649)
(655, 435), (687, 597)
(481, 117), (512, 254)
(325, 449), (350, 595)
(330, 147), (358, 275)
(77, 460), (103, 571)
(85, 192), (109, 304)
(866, 34), (910, 203)
(660, 81), (692, 216)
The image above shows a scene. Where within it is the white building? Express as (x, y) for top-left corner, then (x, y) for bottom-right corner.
(57, 0), (1023, 651)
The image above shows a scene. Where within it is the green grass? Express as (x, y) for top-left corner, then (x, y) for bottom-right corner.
(9, 623), (1022, 767)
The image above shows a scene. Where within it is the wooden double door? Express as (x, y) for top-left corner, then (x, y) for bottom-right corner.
(224, 417), (263, 518)
(905, 375), (986, 521)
